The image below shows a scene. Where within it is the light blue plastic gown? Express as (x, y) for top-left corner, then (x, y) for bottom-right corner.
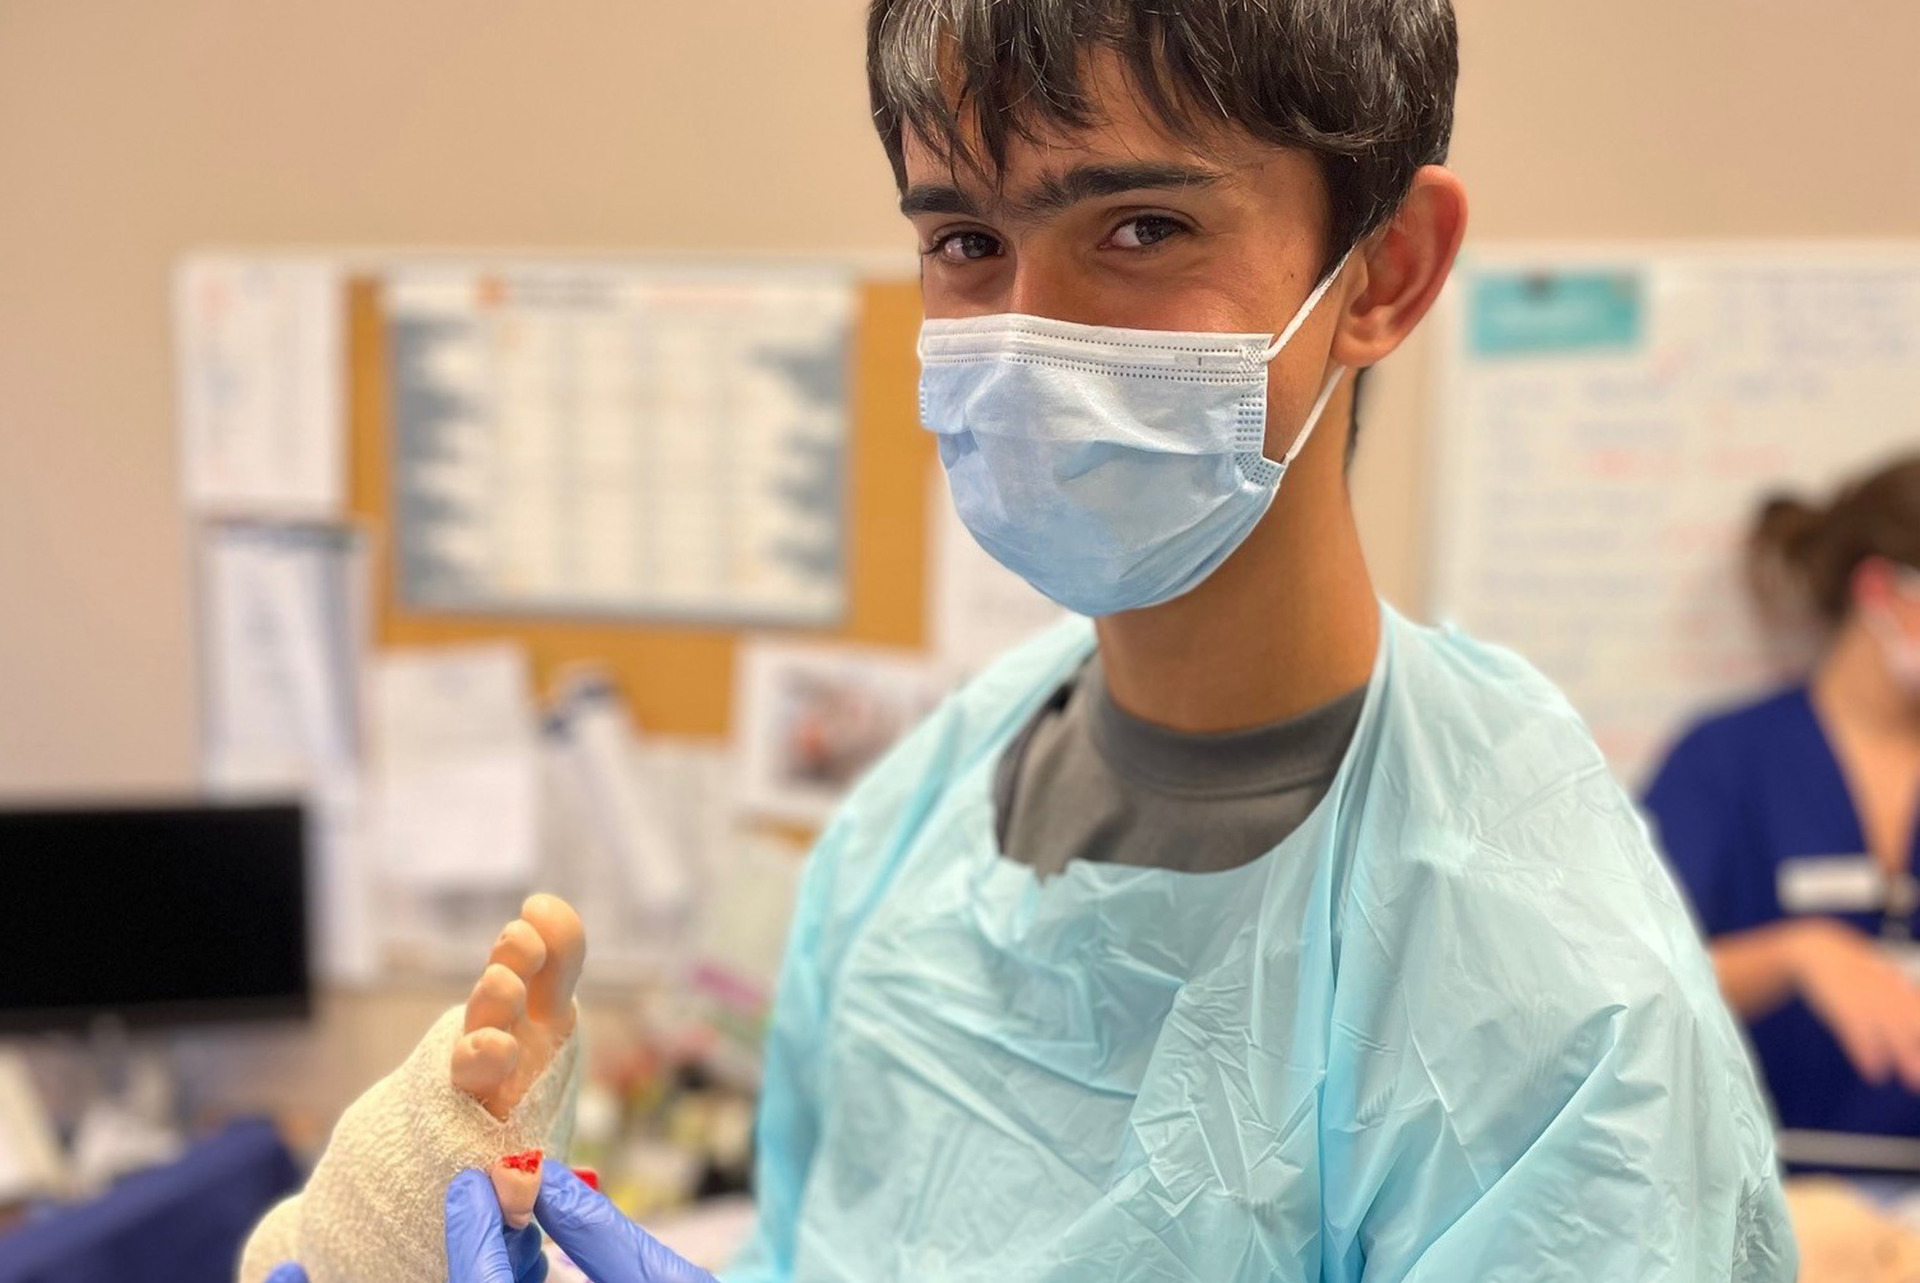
(726, 606), (1797, 1282)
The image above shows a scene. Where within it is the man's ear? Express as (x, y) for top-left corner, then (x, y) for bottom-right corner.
(1330, 165), (1468, 371)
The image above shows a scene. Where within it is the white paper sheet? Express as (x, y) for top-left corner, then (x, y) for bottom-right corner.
(200, 522), (363, 791)
(369, 643), (541, 889)
(0, 1052), (65, 1203)
(548, 675), (695, 919)
(540, 727), (734, 979)
(308, 775), (380, 984)
(175, 255), (345, 516)
(198, 522), (376, 982)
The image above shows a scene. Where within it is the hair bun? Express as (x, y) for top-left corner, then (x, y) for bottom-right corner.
(1751, 493), (1825, 567)
(1745, 492), (1826, 628)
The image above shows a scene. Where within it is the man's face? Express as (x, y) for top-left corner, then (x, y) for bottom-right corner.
(898, 52), (1348, 459)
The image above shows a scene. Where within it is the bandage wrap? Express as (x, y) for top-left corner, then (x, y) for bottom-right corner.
(237, 1005), (582, 1283)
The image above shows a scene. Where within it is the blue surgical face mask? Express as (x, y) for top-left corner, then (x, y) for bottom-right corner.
(917, 253), (1351, 616)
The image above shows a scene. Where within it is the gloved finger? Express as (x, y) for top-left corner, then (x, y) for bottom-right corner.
(506, 1220), (550, 1283)
(446, 1168), (518, 1283)
(265, 1265), (309, 1283)
(534, 1162), (717, 1283)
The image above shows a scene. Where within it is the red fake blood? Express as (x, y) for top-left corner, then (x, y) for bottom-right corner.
(572, 1167), (600, 1191)
(500, 1148), (543, 1173)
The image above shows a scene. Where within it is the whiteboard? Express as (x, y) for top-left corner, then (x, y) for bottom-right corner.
(1432, 245), (1920, 788)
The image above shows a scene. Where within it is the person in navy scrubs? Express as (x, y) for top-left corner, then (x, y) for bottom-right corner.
(1646, 454), (1920, 1166)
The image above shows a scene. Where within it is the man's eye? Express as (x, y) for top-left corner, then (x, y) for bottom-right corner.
(926, 231), (1002, 263)
(1106, 216), (1188, 250)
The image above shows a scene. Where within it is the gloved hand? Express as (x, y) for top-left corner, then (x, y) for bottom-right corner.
(447, 1168), (553, 1283)
(534, 1162), (717, 1283)
(262, 1169), (550, 1283)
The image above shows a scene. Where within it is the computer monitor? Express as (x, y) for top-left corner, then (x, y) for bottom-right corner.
(0, 800), (312, 1033)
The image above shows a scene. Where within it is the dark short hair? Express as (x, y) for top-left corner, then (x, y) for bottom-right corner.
(866, 0), (1459, 272)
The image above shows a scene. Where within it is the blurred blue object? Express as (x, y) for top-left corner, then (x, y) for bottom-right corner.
(0, 1117), (298, 1283)
(1646, 686), (1920, 1164)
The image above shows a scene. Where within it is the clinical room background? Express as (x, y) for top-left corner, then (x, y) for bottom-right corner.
(2, 0), (1919, 1276)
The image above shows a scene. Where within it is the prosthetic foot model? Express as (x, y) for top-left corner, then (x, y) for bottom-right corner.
(238, 895), (588, 1283)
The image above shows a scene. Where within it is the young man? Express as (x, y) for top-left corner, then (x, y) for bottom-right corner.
(530, 2), (1793, 1277)
(267, 2), (1797, 1280)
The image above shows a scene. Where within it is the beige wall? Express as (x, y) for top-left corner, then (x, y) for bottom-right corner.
(2, 0), (1916, 1114)
(4, 0), (1918, 795)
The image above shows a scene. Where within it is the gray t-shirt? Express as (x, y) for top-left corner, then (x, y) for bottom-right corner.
(993, 653), (1367, 879)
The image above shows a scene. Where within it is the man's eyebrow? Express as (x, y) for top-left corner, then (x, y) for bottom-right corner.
(899, 161), (1225, 221)
(899, 184), (980, 217)
(1015, 162), (1226, 218)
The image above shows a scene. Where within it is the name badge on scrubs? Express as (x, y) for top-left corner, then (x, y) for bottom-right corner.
(1777, 855), (1883, 914)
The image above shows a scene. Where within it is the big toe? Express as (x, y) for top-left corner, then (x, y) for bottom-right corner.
(519, 894), (586, 1032)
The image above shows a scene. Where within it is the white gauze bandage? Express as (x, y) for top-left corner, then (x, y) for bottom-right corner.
(237, 1004), (582, 1283)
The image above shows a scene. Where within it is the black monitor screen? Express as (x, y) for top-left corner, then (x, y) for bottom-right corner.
(0, 801), (311, 1032)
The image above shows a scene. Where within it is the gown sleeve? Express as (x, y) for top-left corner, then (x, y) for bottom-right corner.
(1346, 985), (1797, 1282)
(1321, 771), (1795, 1281)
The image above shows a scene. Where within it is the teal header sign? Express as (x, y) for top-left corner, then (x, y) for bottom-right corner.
(1468, 269), (1645, 357)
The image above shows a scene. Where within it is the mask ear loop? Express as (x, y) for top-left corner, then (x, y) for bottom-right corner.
(1275, 365), (1349, 469)
(1261, 246), (1356, 362)
(1264, 246), (1356, 468)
